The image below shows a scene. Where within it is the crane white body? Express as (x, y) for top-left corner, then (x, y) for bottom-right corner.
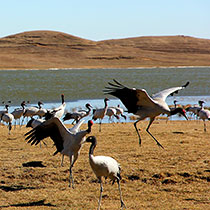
(1, 113), (14, 134)
(35, 101), (47, 118)
(86, 136), (125, 210)
(47, 94), (66, 119)
(11, 101), (26, 127)
(199, 109), (210, 132)
(22, 105), (39, 124)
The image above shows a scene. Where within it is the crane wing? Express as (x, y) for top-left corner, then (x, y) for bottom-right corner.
(69, 119), (85, 134)
(25, 117), (71, 155)
(104, 79), (157, 113)
(152, 81), (189, 102)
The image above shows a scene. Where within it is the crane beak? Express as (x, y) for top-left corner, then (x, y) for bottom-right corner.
(182, 112), (188, 120)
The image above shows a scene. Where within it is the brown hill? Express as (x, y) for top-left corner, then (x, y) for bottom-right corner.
(0, 30), (210, 69)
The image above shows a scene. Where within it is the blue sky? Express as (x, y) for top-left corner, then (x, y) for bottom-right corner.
(1, 0), (209, 40)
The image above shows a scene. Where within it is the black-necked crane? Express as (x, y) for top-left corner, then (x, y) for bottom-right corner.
(0, 104), (9, 118)
(1, 112), (14, 135)
(106, 107), (119, 122)
(22, 102), (40, 124)
(104, 80), (189, 148)
(63, 103), (92, 124)
(86, 136), (126, 210)
(111, 105), (127, 122)
(92, 98), (109, 132)
(47, 94), (66, 119)
(197, 101), (210, 132)
(186, 100), (205, 121)
(35, 101), (47, 118)
(186, 105), (200, 120)
(11, 101), (26, 128)
(25, 117), (93, 188)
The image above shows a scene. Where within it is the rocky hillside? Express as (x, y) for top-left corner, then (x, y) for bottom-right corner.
(0, 30), (210, 69)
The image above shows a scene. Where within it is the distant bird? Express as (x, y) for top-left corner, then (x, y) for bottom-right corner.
(63, 103), (92, 124)
(111, 105), (127, 122)
(1, 112), (14, 134)
(47, 94), (66, 119)
(186, 100), (205, 121)
(92, 98), (109, 132)
(197, 101), (210, 132)
(104, 80), (189, 148)
(86, 136), (126, 210)
(0, 104), (9, 118)
(35, 101), (47, 118)
(186, 105), (200, 120)
(166, 100), (179, 122)
(11, 101), (26, 128)
(25, 117), (93, 188)
(106, 107), (119, 122)
(22, 103), (40, 124)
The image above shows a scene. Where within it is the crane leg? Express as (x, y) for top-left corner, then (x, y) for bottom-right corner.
(134, 119), (142, 145)
(69, 156), (74, 188)
(69, 166), (74, 188)
(204, 121), (207, 132)
(146, 118), (164, 149)
(98, 179), (103, 210)
(69, 154), (78, 188)
(99, 120), (102, 132)
(61, 155), (64, 166)
(117, 179), (126, 209)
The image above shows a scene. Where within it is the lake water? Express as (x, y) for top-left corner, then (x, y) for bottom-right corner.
(0, 67), (210, 123)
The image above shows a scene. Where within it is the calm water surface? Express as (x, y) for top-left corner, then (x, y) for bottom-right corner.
(0, 67), (210, 122)
(0, 67), (209, 104)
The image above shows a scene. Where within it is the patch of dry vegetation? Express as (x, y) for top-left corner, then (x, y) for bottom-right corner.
(0, 120), (209, 209)
(0, 30), (210, 69)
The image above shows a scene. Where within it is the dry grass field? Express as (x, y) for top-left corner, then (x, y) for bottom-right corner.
(1, 30), (210, 69)
(0, 120), (209, 210)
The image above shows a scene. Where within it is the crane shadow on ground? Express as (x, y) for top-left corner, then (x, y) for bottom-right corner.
(0, 199), (56, 208)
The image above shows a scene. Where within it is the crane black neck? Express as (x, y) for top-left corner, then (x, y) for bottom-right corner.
(86, 120), (93, 133)
(86, 136), (97, 155)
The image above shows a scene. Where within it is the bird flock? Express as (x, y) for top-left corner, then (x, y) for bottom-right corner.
(1, 80), (210, 209)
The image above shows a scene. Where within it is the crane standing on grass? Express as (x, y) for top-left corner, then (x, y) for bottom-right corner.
(92, 98), (109, 132)
(86, 136), (126, 210)
(197, 100), (210, 132)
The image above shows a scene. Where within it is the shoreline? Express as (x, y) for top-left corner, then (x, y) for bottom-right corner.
(0, 65), (210, 71)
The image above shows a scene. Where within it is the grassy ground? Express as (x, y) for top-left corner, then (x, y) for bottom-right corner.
(0, 120), (209, 209)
